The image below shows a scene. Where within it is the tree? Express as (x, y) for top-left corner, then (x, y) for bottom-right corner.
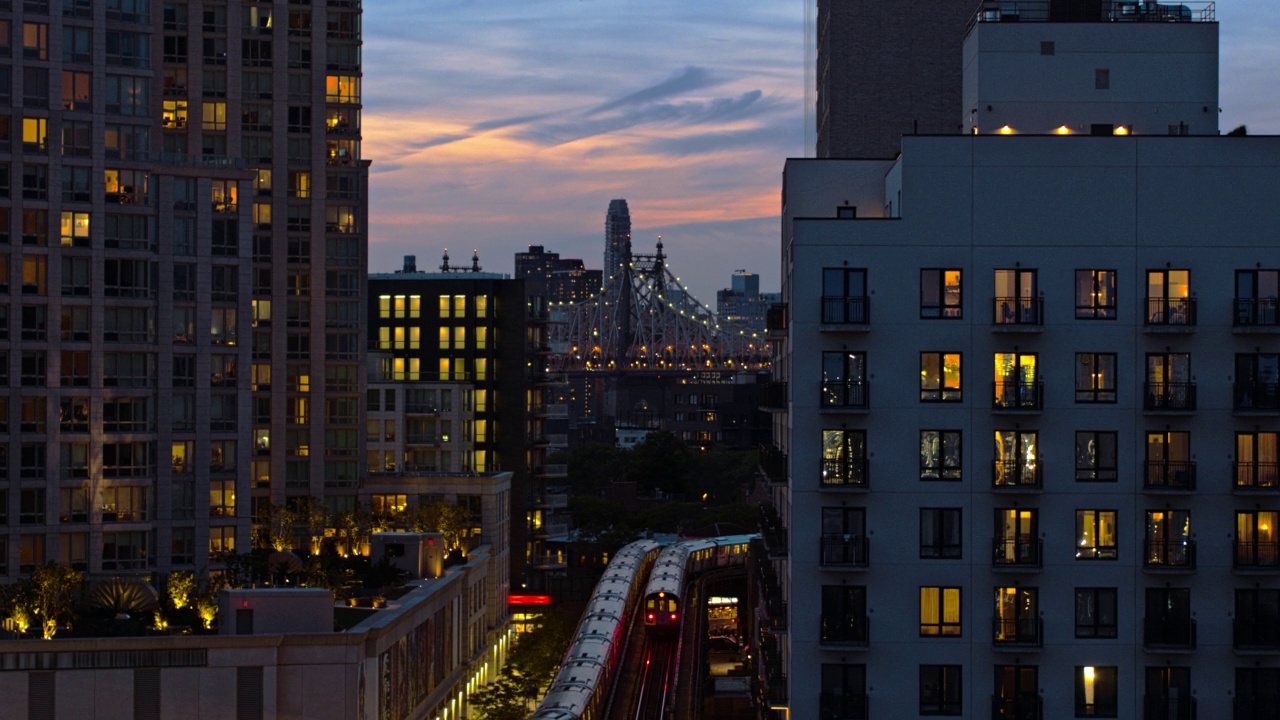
(407, 501), (470, 550)
(167, 571), (196, 610)
(470, 675), (530, 720)
(31, 562), (83, 639)
(1, 578), (36, 633)
(301, 497), (330, 555)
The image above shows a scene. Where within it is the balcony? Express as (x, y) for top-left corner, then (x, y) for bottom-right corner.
(993, 460), (1041, 490)
(1234, 541), (1280, 571)
(992, 616), (1042, 648)
(759, 381), (787, 411)
(1234, 618), (1280, 652)
(820, 534), (869, 568)
(993, 695), (1042, 720)
(1234, 382), (1280, 413)
(1144, 382), (1197, 412)
(820, 380), (869, 411)
(1145, 297), (1196, 330)
(992, 296), (1044, 330)
(1144, 461), (1196, 491)
(820, 694), (868, 720)
(759, 502), (788, 558)
(1144, 696), (1196, 720)
(992, 538), (1042, 569)
(993, 381), (1043, 411)
(1144, 617), (1196, 650)
(1234, 462), (1280, 491)
(819, 295), (870, 327)
(1143, 539), (1196, 570)
(766, 302), (788, 336)
(821, 457), (869, 490)
(1234, 298), (1280, 331)
(759, 444), (787, 485)
(819, 615), (869, 648)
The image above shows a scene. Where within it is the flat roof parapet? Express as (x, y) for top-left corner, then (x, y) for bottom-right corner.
(969, 0), (1215, 34)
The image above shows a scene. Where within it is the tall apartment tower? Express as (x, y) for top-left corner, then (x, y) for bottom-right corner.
(768, 7), (1280, 719)
(0, 0), (367, 580)
(815, 0), (979, 158)
(603, 198), (630, 285)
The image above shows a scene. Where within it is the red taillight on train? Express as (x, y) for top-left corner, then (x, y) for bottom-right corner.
(647, 613), (655, 622)
(670, 613), (677, 621)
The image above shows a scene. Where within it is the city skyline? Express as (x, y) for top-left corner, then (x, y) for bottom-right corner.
(362, 0), (1280, 304)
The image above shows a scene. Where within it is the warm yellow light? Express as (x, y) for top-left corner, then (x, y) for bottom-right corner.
(1055, 125), (1071, 135)
(1113, 125), (1129, 136)
(998, 125), (1014, 135)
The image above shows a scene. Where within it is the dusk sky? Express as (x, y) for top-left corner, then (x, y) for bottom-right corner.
(363, 1), (1280, 305)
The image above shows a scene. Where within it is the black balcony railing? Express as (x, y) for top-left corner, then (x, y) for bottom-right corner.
(759, 502), (788, 558)
(1234, 617), (1280, 650)
(1076, 701), (1120, 719)
(1145, 382), (1197, 411)
(1235, 462), (1280, 490)
(993, 460), (1041, 489)
(821, 295), (869, 325)
(1235, 298), (1280, 327)
(819, 615), (869, 646)
(1144, 617), (1196, 649)
(993, 296), (1043, 326)
(1234, 698), (1274, 720)
(759, 381), (787, 410)
(821, 380), (869, 409)
(993, 538), (1042, 568)
(993, 381), (1043, 410)
(1144, 539), (1196, 568)
(820, 534), (869, 567)
(1235, 382), (1280, 411)
(1144, 461), (1196, 490)
(993, 616), (1043, 647)
(822, 457), (869, 489)
(992, 694), (1042, 720)
(759, 444), (787, 485)
(1146, 297), (1197, 327)
(1144, 696), (1196, 720)
(1234, 541), (1280, 569)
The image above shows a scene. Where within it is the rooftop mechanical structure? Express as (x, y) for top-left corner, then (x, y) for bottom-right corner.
(553, 238), (771, 371)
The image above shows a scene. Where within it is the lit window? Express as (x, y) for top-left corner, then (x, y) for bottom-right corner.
(920, 352), (962, 402)
(993, 269), (1038, 325)
(994, 352), (1039, 409)
(163, 100), (188, 128)
(1075, 666), (1117, 718)
(994, 431), (1038, 487)
(919, 587), (961, 636)
(202, 101), (227, 131)
(920, 430), (961, 481)
(1075, 353), (1117, 403)
(921, 269), (962, 318)
(1076, 510), (1118, 559)
(1146, 269), (1192, 326)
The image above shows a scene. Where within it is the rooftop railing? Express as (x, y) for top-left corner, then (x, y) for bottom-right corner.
(970, 1), (1215, 33)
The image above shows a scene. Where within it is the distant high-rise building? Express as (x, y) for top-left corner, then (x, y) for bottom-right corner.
(717, 271), (770, 332)
(515, 245), (601, 304)
(604, 199), (631, 284)
(0, 0), (368, 579)
(815, 0), (979, 158)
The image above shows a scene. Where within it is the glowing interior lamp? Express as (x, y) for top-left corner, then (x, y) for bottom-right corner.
(1113, 125), (1130, 136)
(1055, 125), (1071, 135)
(1083, 666), (1096, 706)
(998, 125), (1014, 135)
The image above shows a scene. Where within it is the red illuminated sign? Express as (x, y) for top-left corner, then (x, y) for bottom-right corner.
(507, 595), (553, 606)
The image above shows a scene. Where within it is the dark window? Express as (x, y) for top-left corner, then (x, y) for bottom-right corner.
(921, 269), (962, 319)
(1236, 667), (1280, 720)
(1146, 353), (1194, 410)
(1075, 353), (1117, 403)
(994, 665), (1039, 720)
(994, 587), (1039, 645)
(920, 508), (961, 559)
(1145, 667), (1191, 720)
(1146, 431), (1193, 490)
(1075, 269), (1117, 319)
(820, 507), (867, 567)
(1145, 510), (1193, 568)
(920, 430), (961, 481)
(1234, 269), (1280, 327)
(1235, 589), (1280, 650)
(920, 664), (962, 716)
(821, 351), (867, 409)
(820, 663), (866, 720)
(821, 267), (868, 324)
(1144, 588), (1193, 648)
(1075, 431), (1117, 481)
(1095, 68), (1110, 90)
(1235, 353), (1280, 411)
(820, 585), (868, 645)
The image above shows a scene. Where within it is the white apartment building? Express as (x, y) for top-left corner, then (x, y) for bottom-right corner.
(774, 6), (1280, 720)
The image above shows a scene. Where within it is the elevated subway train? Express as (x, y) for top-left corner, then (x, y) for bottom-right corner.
(528, 539), (661, 720)
(643, 535), (756, 634)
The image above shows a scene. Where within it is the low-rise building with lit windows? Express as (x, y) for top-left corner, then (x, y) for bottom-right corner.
(770, 6), (1280, 719)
